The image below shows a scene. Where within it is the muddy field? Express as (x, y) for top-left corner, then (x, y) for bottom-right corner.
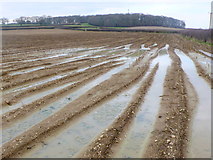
(0, 29), (212, 158)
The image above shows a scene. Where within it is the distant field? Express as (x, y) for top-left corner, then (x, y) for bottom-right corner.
(1, 23), (211, 45)
(63, 23), (94, 27)
(126, 26), (184, 31)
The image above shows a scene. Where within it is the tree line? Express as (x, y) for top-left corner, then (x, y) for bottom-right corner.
(0, 13), (186, 28)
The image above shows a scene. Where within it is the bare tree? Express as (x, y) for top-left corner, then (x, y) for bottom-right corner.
(14, 16), (27, 26)
(0, 17), (9, 25)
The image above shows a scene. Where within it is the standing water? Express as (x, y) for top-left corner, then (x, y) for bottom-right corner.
(115, 47), (172, 158)
(20, 61), (146, 158)
(175, 49), (211, 158)
(2, 58), (135, 145)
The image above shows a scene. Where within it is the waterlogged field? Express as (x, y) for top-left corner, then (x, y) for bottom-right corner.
(0, 29), (212, 158)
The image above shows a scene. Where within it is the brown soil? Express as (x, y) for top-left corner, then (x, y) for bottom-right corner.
(1, 29), (211, 158)
(2, 29), (211, 55)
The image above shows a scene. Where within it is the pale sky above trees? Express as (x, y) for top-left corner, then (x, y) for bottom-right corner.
(0, 0), (211, 29)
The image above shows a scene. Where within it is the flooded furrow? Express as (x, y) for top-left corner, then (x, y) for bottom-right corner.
(1, 50), (152, 158)
(1, 81), (78, 114)
(198, 50), (212, 57)
(3, 59), (126, 106)
(79, 64), (158, 158)
(175, 49), (211, 158)
(3, 47), (127, 87)
(4, 74), (68, 95)
(1, 59), (135, 144)
(7, 54), (108, 76)
(2, 47), (105, 66)
(188, 52), (212, 77)
(115, 51), (171, 158)
(1, 63), (124, 126)
(20, 78), (144, 158)
(2, 47), (109, 75)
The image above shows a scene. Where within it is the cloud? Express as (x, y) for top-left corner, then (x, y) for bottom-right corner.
(0, 0), (210, 3)
(0, 0), (211, 28)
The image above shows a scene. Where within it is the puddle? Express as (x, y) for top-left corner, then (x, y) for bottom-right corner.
(45, 46), (105, 55)
(124, 44), (132, 50)
(4, 56), (125, 95)
(198, 50), (212, 57)
(150, 43), (158, 47)
(56, 54), (106, 66)
(1, 82), (77, 115)
(188, 52), (212, 77)
(9, 66), (46, 76)
(23, 54), (68, 63)
(114, 49), (171, 158)
(113, 44), (133, 50)
(7, 49), (114, 76)
(138, 48), (158, 65)
(7, 54), (99, 76)
(3, 74), (68, 95)
(2, 58), (136, 145)
(21, 76), (144, 158)
(157, 44), (169, 55)
(4, 53), (68, 66)
(140, 44), (151, 51)
(2, 47), (105, 67)
(175, 49), (211, 158)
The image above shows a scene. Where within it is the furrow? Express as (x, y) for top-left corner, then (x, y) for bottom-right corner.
(114, 47), (171, 158)
(2, 60), (123, 106)
(2, 63), (123, 126)
(183, 52), (212, 87)
(2, 55), (117, 90)
(175, 49), (211, 158)
(78, 64), (159, 158)
(0, 51), (153, 158)
(11, 71), (146, 158)
(143, 48), (196, 158)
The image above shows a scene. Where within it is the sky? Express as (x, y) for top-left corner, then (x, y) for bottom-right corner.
(0, 0), (212, 29)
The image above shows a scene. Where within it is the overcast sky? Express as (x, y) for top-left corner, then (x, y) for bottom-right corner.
(0, 0), (212, 29)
